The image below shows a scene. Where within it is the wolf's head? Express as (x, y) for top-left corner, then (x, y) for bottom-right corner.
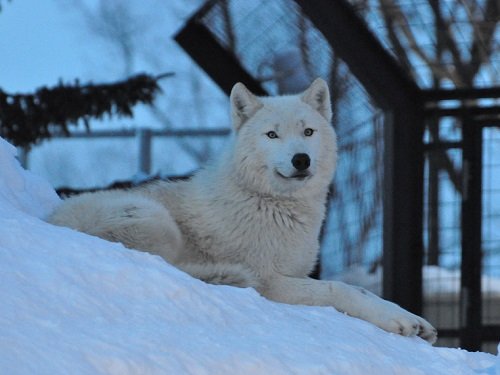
(228, 78), (337, 197)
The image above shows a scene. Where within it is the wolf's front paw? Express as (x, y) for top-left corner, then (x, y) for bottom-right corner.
(374, 304), (437, 344)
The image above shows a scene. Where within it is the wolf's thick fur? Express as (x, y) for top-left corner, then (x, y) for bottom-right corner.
(47, 79), (437, 343)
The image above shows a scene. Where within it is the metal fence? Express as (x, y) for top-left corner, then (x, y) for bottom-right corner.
(20, 127), (230, 178)
(422, 89), (500, 352)
(21, 0), (500, 352)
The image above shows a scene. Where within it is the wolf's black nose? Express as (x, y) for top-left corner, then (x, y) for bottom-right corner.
(292, 153), (310, 171)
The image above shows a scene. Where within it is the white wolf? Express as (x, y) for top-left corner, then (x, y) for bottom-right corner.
(48, 78), (437, 343)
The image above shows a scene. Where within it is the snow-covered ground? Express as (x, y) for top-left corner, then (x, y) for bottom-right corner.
(0, 136), (499, 374)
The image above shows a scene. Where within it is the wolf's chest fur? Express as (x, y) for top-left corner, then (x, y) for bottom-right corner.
(159, 182), (324, 278)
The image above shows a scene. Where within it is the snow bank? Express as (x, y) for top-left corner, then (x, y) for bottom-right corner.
(0, 138), (60, 217)
(0, 137), (498, 375)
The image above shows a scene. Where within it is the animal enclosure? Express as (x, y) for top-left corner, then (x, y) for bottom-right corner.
(175, 0), (500, 352)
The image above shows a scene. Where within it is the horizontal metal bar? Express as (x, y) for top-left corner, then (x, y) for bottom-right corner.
(48, 128), (231, 139)
(423, 141), (462, 151)
(152, 128), (230, 137)
(481, 325), (500, 341)
(423, 86), (500, 101)
(474, 119), (500, 127)
(424, 105), (500, 117)
(432, 326), (500, 342)
(435, 329), (460, 338)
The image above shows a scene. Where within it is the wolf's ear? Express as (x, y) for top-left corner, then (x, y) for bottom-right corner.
(230, 82), (263, 131)
(301, 78), (332, 121)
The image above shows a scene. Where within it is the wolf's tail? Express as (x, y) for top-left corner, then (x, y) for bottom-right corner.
(178, 262), (259, 289)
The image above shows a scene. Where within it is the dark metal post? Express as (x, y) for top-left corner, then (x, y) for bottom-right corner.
(460, 120), (483, 351)
(174, 18), (266, 96)
(294, 0), (420, 111)
(382, 109), (425, 314)
(137, 129), (152, 175)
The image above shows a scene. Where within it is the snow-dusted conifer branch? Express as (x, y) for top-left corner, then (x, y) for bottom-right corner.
(0, 72), (173, 147)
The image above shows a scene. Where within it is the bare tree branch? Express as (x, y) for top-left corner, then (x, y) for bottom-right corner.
(464, 0), (499, 83)
(379, 0), (464, 84)
(220, 0), (237, 53)
(428, 0), (467, 84)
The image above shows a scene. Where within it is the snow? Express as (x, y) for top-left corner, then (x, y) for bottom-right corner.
(0, 136), (499, 375)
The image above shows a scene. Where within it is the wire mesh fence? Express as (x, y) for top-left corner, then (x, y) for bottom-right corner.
(480, 126), (500, 353)
(348, 0), (500, 89)
(196, 0), (386, 281)
(423, 111), (500, 351)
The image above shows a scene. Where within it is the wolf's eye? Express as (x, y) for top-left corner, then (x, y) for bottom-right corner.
(266, 131), (279, 139)
(304, 128), (315, 136)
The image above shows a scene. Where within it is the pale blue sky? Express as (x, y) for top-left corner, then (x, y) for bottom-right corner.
(0, 0), (229, 189)
(0, 1), (88, 92)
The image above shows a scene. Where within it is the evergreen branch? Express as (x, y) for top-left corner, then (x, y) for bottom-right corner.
(0, 73), (172, 147)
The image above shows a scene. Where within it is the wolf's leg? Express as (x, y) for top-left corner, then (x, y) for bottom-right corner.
(259, 274), (437, 343)
(177, 262), (259, 289)
(48, 192), (183, 263)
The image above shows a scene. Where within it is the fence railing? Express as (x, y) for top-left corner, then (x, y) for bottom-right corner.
(20, 127), (231, 175)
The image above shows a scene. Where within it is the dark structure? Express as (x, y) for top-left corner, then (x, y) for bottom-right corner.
(175, 0), (500, 351)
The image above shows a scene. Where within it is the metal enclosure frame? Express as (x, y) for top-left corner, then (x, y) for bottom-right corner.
(423, 87), (500, 351)
(175, 0), (426, 315)
(174, 0), (500, 350)
(174, 0), (266, 96)
(294, 0), (425, 317)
